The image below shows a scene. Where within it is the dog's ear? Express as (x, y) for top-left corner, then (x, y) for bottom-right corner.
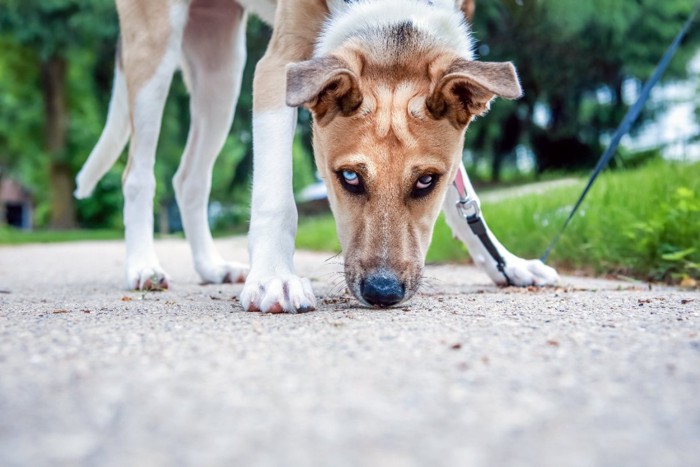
(286, 56), (362, 125)
(455, 0), (475, 21)
(427, 59), (522, 128)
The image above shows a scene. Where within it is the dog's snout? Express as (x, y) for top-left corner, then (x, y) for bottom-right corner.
(361, 274), (405, 307)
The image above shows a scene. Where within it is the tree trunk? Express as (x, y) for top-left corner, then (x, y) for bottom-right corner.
(492, 113), (521, 182)
(0, 173), (5, 227)
(41, 56), (77, 230)
(159, 202), (170, 236)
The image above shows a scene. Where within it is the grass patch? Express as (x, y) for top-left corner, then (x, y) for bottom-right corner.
(297, 160), (700, 282)
(0, 228), (124, 245)
(295, 213), (471, 263)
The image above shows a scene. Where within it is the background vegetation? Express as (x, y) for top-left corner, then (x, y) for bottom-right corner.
(1, 0), (699, 281)
(297, 161), (700, 282)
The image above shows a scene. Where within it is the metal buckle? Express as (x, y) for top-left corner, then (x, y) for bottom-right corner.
(456, 197), (480, 220)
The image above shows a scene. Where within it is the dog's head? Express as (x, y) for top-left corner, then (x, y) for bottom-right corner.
(287, 34), (521, 307)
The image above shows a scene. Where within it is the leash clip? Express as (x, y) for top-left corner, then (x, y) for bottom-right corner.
(456, 197), (480, 221)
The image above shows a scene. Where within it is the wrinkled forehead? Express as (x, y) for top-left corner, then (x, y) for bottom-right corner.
(320, 79), (463, 171)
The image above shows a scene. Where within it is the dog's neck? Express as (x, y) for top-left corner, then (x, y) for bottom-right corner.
(316, 0), (474, 59)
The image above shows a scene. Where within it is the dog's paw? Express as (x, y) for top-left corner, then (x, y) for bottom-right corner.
(196, 260), (248, 285)
(503, 257), (559, 287)
(127, 265), (170, 291)
(240, 274), (316, 313)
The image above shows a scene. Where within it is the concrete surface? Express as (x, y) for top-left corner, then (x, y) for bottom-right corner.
(0, 238), (698, 467)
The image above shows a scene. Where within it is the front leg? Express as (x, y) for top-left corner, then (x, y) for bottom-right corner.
(240, 52), (316, 313)
(442, 163), (559, 286)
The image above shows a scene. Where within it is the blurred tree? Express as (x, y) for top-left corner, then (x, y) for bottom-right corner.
(469, 0), (700, 180)
(0, 10), (314, 232)
(2, 1), (696, 231)
(0, 0), (118, 229)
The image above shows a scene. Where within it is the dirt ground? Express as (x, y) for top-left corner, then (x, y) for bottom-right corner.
(1, 238), (698, 467)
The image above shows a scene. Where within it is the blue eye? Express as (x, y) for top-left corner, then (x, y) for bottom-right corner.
(342, 170), (359, 185)
(337, 169), (365, 195)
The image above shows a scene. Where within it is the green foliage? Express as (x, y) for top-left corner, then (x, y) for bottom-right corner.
(295, 216), (339, 253)
(296, 161), (700, 283)
(0, 226), (122, 244)
(484, 160), (700, 281)
(0, 0), (118, 59)
(626, 186), (700, 280)
(0, 39), (43, 170)
(1, 3), (698, 231)
(468, 0), (700, 178)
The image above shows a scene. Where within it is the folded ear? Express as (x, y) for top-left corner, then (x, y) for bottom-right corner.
(286, 56), (363, 125)
(427, 59), (522, 128)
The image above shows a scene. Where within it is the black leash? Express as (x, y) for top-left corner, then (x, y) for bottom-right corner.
(541, 4), (700, 263)
(454, 165), (514, 285)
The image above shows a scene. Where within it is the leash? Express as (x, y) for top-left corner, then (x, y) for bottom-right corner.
(540, 3), (700, 263)
(453, 163), (513, 285)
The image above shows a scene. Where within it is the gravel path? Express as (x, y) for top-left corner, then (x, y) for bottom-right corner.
(1, 238), (698, 467)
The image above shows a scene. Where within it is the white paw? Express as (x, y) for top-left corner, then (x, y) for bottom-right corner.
(196, 260), (249, 285)
(240, 274), (316, 313)
(503, 257), (559, 287)
(127, 265), (170, 291)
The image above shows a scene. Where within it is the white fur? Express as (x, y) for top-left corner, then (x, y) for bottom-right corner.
(122, 3), (188, 289)
(315, 0), (474, 59)
(442, 163), (559, 286)
(241, 109), (317, 312)
(173, 9), (249, 285)
(74, 62), (130, 199)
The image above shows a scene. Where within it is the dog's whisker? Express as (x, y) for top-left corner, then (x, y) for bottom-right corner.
(323, 252), (343, 264)
(330, 280), (345, 291)
(316, 270), (345, 280)
(415, 275), (441, 295)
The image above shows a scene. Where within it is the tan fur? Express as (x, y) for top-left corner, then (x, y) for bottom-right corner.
(288, 34), (521, 300)
(115, 0), (175, 184)
(115, 0), (173, 106)
(428, 58), (522, 128)
(308, 48), (468, 298)
(253, 0), (328, 112)
(458, 0), (475, 21)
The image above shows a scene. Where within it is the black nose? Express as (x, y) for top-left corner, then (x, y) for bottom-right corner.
(361, 274), (405, 307)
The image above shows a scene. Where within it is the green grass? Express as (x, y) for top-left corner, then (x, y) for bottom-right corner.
(297, 160), (700, 281)
(0, 228), (124, 245)
(0, 226), (248, 246)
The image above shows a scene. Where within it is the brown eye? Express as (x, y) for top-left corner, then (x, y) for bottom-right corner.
(416, 175), (434, 190)
(411, 174), (439, 198)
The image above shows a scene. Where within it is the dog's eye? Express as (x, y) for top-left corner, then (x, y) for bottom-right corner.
(342, 170), (360, 186)
(337, 170), (365, 195)
(416, 175), (433, 189)
(411, 174), (438, 198)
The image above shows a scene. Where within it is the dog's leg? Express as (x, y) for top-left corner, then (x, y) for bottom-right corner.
(241, 66), (315, 313)
(442, 163), (559, 286)
(74, 48), (130, 199)
(118, 0), (187, 290)
(173, 0), (248, 285)
(240, 3), (327, 313)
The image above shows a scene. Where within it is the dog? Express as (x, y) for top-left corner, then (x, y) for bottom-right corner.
(75, 0), (558, 312)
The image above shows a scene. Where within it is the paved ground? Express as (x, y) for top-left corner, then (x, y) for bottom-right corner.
(1, 238), (699, 467)
(479, 177), (581, 203)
